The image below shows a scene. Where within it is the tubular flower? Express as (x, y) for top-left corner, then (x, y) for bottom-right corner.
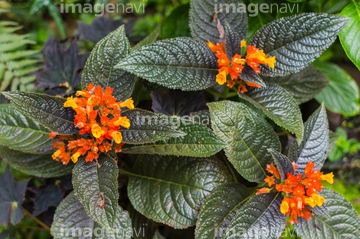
(256, 161), (334, 224)
(50, 84), (134, 164)
(207, 39), (275, 92)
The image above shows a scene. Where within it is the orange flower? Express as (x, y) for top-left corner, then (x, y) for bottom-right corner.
(257, 161), (334, 224)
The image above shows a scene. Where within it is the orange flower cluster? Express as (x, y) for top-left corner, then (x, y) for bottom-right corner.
(50, 84), (134, 164)
(207, 40), (276, 93)
(257, 161), (334, 224)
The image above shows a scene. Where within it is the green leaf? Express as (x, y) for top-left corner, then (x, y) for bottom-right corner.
(122, 117), (226, 157)
(115, 37), (218, 91)
(160, 3), (191, 39)
(133, 27), (160, 51)
(340, 1), (360, 71)
(328, 131), (340, 157)
(223, 192), (286, 239)
(72, 155), (119, 232)
(263, 65), (329, 104)
(0, 104), (52, 154)
(119, 109), (186, 144)
(51, 192), (132, 239)
(189, 0), (247, 43)
(288, 104), (329, 175)
(125, 155), (232, 229)
(0, 146), (73, 178)
(237, 83), (303, 144)
(268, 149), (293, 182)
(82, 25), (136, 101)
(249, 13), (349, 76)
(239, 65), (266, 88)
(195, 183), (251, 239)
(294, 188), (360, 239)
(224, 21), (241, 60)
(0, 166), (28, 227)
(314, 61), (360, 116)
(2, 91), (76, 135)
(208, 101), (281, 182)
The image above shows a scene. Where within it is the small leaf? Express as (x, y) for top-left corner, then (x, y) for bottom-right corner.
(224, 21), (241, 60)
(82, 25), (137, 101)
(238, 83), (304, 143)
(190, 0), (247, 43)
(119, 109), (186, 144)
(0, 146), (73, 178)
(288, 104), (329, 175)
(51, 192), (133, 239)
(0, 104), (52, 154)
(122, 117), (226, 157)
(263, 65), (329, 104)
(2, 91), (76, 135)
(0, 166), (29, 227)
(249, 13), (349, 76)
(133, 27), (160, 51)
(314, 61), (360, 116)
(340, 1), (360, 71)
(195, 183), (251, 239)
(294, 188), (360, 239)
(268, 149), (294, 182)
(115, 37), (218, 91)
(125, 155), (232, 229)
(208, 101), (281, 182)
(72, 155), (119, 232)
(222, 192), (286, 239)
(239, 65), (267, 88)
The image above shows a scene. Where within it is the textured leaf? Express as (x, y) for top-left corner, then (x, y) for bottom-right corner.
(82, 25), (136, 101)
(0, 166), (28, 227)
(130, 207), (158, 239)
(288, 104), (329, 175)
(119, 109), (185, 144)
(35, 38), (89, 96)
(189, 0), (247, 43)
(0, 146), (73, 178)
(51, 192), (132, 239)
(311, 205), (331, 220)
(122, 117), (226, 157)
(151, 90), (208, 116)
(133, 27), (160, 51)
(249, 13), (349, 76)
(2, 91), (76, 134)
(294, 188), (360, 239)
(314, 62), (359, 116)
(238, 83), (303, 143)
(239, 65), (266, 88)
(208, 101), (281, 182)
(268, 149), (293, 182)
(263, 65), (329, 104)
(125, 155), (232, 229)
(72, 155), (119, 232)
(115, 37), (218, 91)
(224, 21), (241, 60)
(340, 1), (360, 71)
(222, 192), (286, 239)
(195, 183), (251, 239)
(0, 104), (52, 154)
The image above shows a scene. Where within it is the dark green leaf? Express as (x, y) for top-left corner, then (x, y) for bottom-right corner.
(208, 101), (281, 182)
(0, 104), (52, 154)
(51, 192), (132, 239)
(0, 146), (73, 178)
(249, 13), (349, 76)
(294, 188), (360, 239)
(238, 83), (303, 144)
(130, 207), (158, 239)
(288, 104), (329, 175)
(0, 166), (28, 227)
(115, 37), (218, 91)
(30, 183), (64, 216)
(120, 109), (185, 144)
(263, 65), (329, 104)
(72, 155), (119, 232)
(125, 155), (232, 229)
(160, 4), (191, 39)
(327, 131), (340, 157)
(190, 0), (247, 43)
(224, 21), (241, 60)
(133, 27), (160, 51)
(195, 183), (251, 239)
(340, 1), (360, 71)
(268, 149), (293, 182)
(122, 117), (226, 157)
(2, 91), (76, 135)
(82, 25), (136, 101)
(153, 230), (165, 239)
(151, 90), (208, 116)
(314, 61), (359, 116)
(222, 192), (286, 239)
(239, 65), (266, 88)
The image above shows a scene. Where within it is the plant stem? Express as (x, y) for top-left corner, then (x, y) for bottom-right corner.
(23, 208), (51, 232)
